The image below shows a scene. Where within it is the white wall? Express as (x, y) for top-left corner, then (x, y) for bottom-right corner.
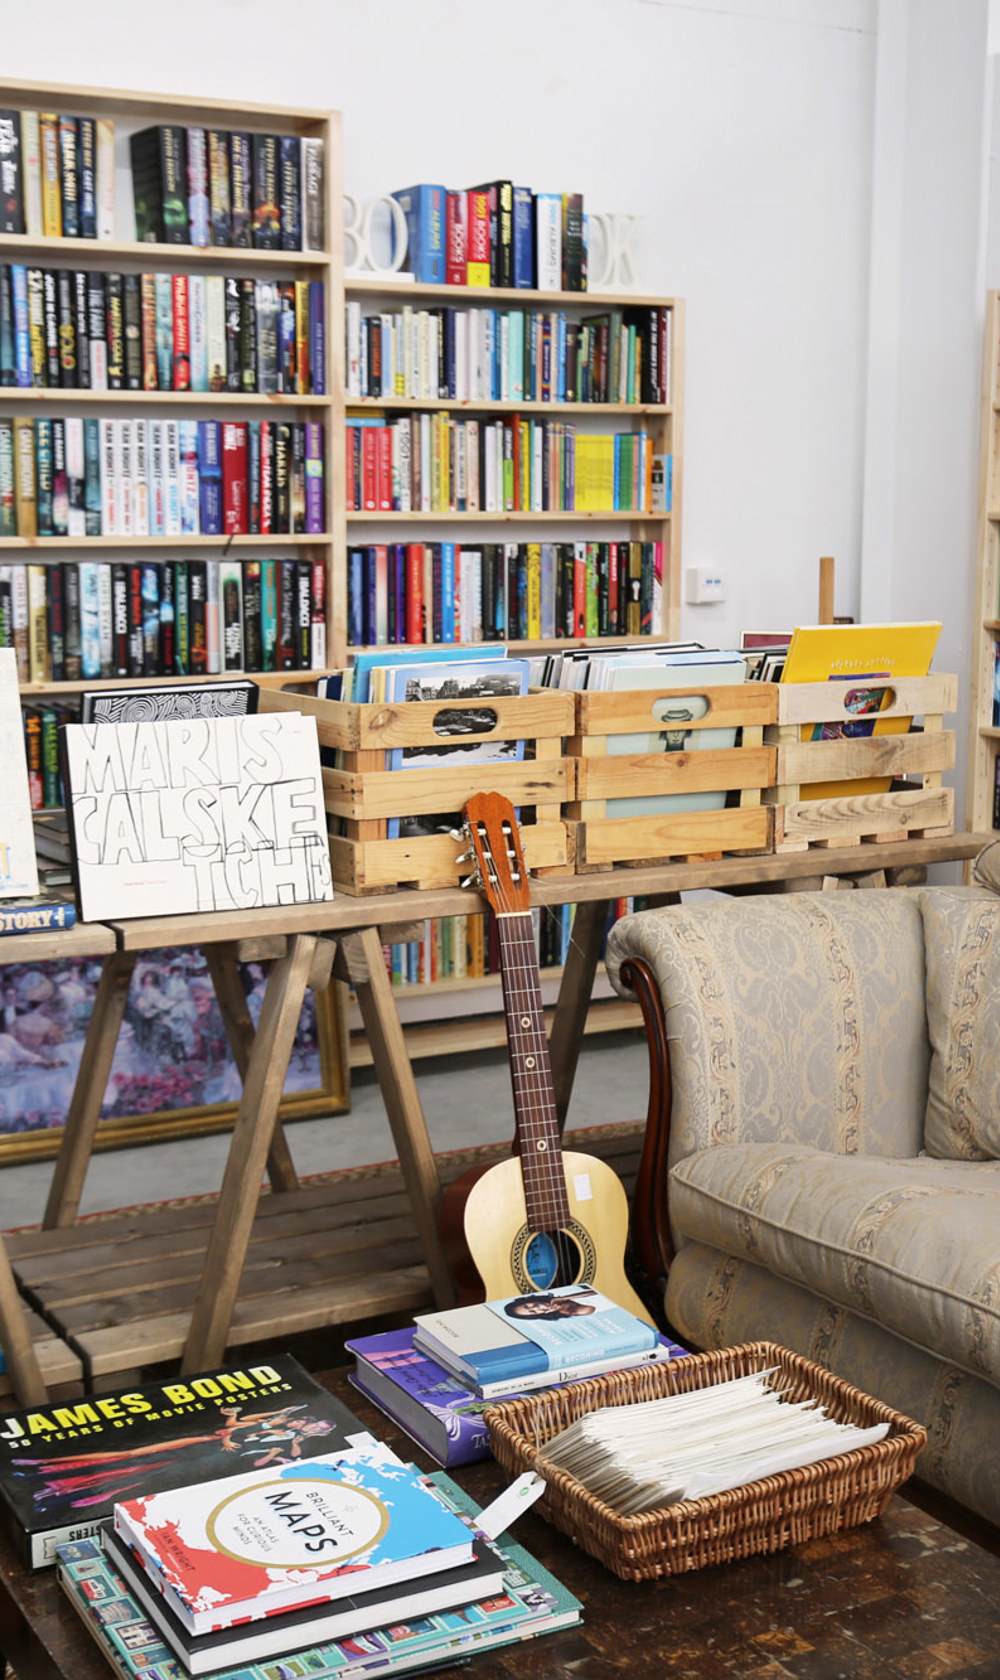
(4, 0), (877, 651)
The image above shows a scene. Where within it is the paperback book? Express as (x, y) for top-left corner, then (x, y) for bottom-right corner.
(0, 1354), (370, 1569)
(413, 1284), (663, 1398)
(113, 1444), (475, 1634)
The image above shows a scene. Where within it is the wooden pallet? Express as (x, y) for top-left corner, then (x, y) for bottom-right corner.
(5, 1124), (645, 1389)
(258, 686), (575, 893)
(0, 1308), (82, 1404)
(567, 682), (775, 869)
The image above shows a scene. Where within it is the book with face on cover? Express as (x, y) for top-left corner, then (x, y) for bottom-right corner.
(113, 1442), (476, 1635)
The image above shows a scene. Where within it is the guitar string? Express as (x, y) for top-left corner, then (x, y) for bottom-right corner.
(498, 913), (578, 1280)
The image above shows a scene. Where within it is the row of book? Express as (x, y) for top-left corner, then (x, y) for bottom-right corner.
(0, 557), (327, 683)
(0, 109), (114, 239)
(379, 899), (646, 988)
(0, 265), (326, 395)
(23, 704), (72, 809)
(0, 416), (326, 537)
(345, 301), (672, 406)
(391, 182), (587, 291)
(346, 540), (662, 647)
(132, 125), (325, 251)
(346, 412), (664, 514)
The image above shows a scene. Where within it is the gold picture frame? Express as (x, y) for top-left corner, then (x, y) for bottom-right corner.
(0, 952), (350, 1165)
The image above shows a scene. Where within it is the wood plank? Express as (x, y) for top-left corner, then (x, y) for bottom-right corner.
(0, 921), (116, 965)
(0, 1235), (48, 1404)
(181, 933), (318, 1373)
(328, 822), (570, 894)
(776, 787), (954, 847)
(774, 730), (955, 784)
(574, 745), (774, 800)
(773, 672), (958, 727)
(578, 805), (771, 867)
(42, 951), (137, 1230)
(342, 925), (455, 1309)
(576, 684), (776, 734)
(259, 687), (574, 753)
(325, 759), (570, 821)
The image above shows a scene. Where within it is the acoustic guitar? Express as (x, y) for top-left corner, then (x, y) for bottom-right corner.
(438, 791), (654, 1326)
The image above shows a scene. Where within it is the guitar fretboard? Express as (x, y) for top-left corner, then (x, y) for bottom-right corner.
(496, 911), (571, 1232)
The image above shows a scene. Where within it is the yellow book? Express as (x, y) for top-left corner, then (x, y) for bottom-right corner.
(39, 114), (61, 238)
(294, 281), (310, 394)
(575, 434), (615, 511)
(12, 419), (36, 539)
(26, 564), (49, 684)
(526, 543), (541, 639)
(779, 621), (942, 799)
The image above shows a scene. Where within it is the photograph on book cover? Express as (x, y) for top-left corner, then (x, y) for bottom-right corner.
(0, 947), (348, 1163)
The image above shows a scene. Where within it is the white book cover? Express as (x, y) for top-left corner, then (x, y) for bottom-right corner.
(205, 277), (226, 393)
(149, 420), (166, 536)
(466, 420), (480, 512)
(132, 420), (150, 536)
(0, 649), (38, 899)
(345, 300), (361, 397)
(116, 419), (133, 536)
(78, 563), (101, 679)
(499, 314), (510, 402)
(163, 420), (181, 536)
(99, 418), (117, 536)
(178, 421), (200, 535)
(455, 309), (470, 402)
(64, 417), (86, 538)
(188, 275), (208, 393)
(205, 558), (221, 673)
(396, 416), (412, 513)
(96, 118), (115, 240)
(535, 194), (562, 291)
(20, 112), (42, 237)
(97, 566), (114, 677)
(419, 413), (431, 511)
(65, 713), (335, 922)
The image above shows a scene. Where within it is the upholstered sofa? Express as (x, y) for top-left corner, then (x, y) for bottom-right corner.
(605, 849), (1000, 1527)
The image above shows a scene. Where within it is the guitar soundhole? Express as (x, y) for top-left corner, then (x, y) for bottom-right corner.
(513, 1221), (596, 1291)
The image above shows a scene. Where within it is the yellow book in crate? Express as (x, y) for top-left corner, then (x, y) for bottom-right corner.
(779, 622), (941, 799)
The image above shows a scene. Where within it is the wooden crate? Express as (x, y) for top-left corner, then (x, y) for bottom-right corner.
(566, 683), (776, 869)
(258, 687), (574, 894)
(766, 673), (957, 852)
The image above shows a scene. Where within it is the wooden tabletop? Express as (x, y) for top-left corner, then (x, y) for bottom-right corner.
(2, 1366), (1000, 1679)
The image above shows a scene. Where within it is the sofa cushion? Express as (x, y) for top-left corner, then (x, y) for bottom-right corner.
(921, 889), (1000, 1160)
(670, 1143), (1000, 1386)
(606, 890), (929, 1166)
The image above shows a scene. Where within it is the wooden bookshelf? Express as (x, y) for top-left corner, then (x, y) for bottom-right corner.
(969, 291), (1000, 833)
(0, 76), (344, 692)
(343, 277), (684, 652)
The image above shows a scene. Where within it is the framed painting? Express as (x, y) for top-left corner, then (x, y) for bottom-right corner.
(0, 945), (349, 1163)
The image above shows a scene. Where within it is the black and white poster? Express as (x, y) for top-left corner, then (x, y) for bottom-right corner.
(64, 713), (333, 921)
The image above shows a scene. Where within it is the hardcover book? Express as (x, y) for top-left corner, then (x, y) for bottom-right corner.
(0, 1354), (368, 1569)
(57, 1472), (581, 1680)
(114, 1444), (475, 1634)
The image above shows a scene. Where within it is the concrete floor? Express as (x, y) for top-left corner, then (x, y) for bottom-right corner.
(0, 1030), (652, 1226)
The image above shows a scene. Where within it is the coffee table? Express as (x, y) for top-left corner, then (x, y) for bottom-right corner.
(0, 1368), (998, 1680)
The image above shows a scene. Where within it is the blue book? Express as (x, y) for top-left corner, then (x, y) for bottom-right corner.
(556, 312), (567, 401)
(197, 420), (222, 535)
(512, 187), (534, 287)
(440, 541), (456, 642)
(347, 546), (364, 648)
(414, 1285), (662, 1396)
(154, 274), (173, 391)
(395, 544), (406, 642)
(82, 419), (101, 535)
(391, 183), (446, 284)
(0, 899), (76, 936)
(10, 266), (30, 388)
(78, 117), (97, 238)
(78, 562), (102, 678)
(309, 278), (326, 395)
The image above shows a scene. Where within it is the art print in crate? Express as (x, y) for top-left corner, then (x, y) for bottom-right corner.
(64, 712), (334, 921)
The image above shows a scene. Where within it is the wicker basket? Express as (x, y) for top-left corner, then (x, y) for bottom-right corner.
(485, 1341), (927, 1581)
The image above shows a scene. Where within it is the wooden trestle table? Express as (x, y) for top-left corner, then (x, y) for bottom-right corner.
(0, 831), (988, 1406)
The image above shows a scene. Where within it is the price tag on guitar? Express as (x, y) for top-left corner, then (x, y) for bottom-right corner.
(438, 791), (655, 1327)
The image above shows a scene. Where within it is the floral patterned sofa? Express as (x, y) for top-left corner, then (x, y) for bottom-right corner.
(605, 847), (1000, 1527)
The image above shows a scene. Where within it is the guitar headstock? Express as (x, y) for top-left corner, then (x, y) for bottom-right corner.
(462, 793), (530, 915)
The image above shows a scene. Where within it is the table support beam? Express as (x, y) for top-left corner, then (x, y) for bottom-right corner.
(203, 943), (299, 1194)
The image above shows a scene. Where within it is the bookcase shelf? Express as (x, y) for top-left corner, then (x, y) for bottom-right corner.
(346, 511), (668, 525)
(0, 232), (332, 267)
(346, 278), (678, 310)
(0, 534), (332, 548)
(344, 397), (672, 417)
(969, 290), (1000, 834)
(1, 390), (330, 406)
(19, 669), (328, 696)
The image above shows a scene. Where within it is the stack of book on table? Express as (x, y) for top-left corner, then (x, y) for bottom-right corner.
(348, 1286), (688, 1467)
(26, 1354), (580, 1678)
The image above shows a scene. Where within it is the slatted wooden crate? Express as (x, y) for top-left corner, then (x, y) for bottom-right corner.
(566, 683), (776, 869)
(766, 673), (957, 851)
(258, 686), (574, 894)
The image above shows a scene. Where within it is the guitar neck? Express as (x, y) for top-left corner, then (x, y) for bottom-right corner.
(496, 911), (570, 1231)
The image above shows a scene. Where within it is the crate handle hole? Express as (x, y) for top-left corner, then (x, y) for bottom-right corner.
(432, 706), (498, 738)
(650, 694), (710, 747)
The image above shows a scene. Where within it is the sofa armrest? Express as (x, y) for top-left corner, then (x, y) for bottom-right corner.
(618, 955), (675, 1288)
